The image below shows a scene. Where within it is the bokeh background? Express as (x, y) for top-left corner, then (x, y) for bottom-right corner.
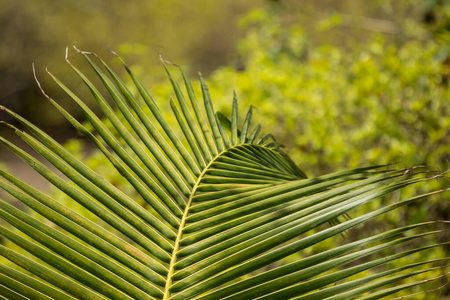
(0, 0), (449, 297)
(1, 0), (449, 185)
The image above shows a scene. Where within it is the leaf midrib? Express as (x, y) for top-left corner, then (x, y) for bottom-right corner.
(163, 147), (230, 299)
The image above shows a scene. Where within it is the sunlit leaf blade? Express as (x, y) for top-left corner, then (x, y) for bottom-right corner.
(258, 133), (275, 146)
(178, 66), (218, 159)
(81, 52), (192, 196)
(98, 54), (196, 186)
(169, 179), (434, 298)
(114, 53), (202, 176)
(65, 55), (188, 210)
(199, 223), (444, 299)
(0, 244), (110, 300)
(2, 106), (176, 238)
(199, 73), (225, 153)
(0, 202), (161, 298)
(0, 274), (52, 300)
(0, 198), (164, 297)
(47, 69), (184, 217)
(355, 268), (450, 300)
(16, 129), (174, 249)
(228, 239), (445, 299)
(0, 135), (172, 264)
(178, 172), (403, 261)
(216, 114), (231, 148)
(0, 281), (33, 300)
(231, 92), (239, 145)
(240, 106), (252, 143)
(314, 261), (447, 300)
(247, 123), (261, 144)
(163, 61), (212, 165)
(0, 263), (75, 299)
(38, 98), (180, 227)
(217, 111), (242, 139)
(170, 99), (207, 169)
(0, 175), (166, 280)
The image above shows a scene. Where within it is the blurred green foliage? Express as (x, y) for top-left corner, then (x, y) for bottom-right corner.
(209, 8), (449, 176)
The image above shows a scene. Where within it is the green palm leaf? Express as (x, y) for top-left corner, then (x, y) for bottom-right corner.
(0, 48), (448, 299)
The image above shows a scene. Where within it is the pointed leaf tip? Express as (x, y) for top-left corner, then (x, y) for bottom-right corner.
(107, 48), (119, 57)
(33, 64), (50, 100)
(45, 66), (52, 76)
(64, 46), (71, 64)
(72, 45), (81, 53)
(158, 53), (178, 67)
(1, 121), (20, 132)
(73, 45), (96, 56)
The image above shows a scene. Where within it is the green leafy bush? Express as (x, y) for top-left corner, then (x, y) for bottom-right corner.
(210, 9), (449, 176)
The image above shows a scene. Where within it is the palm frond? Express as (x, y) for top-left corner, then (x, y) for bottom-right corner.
(0, 48), (447, 299)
